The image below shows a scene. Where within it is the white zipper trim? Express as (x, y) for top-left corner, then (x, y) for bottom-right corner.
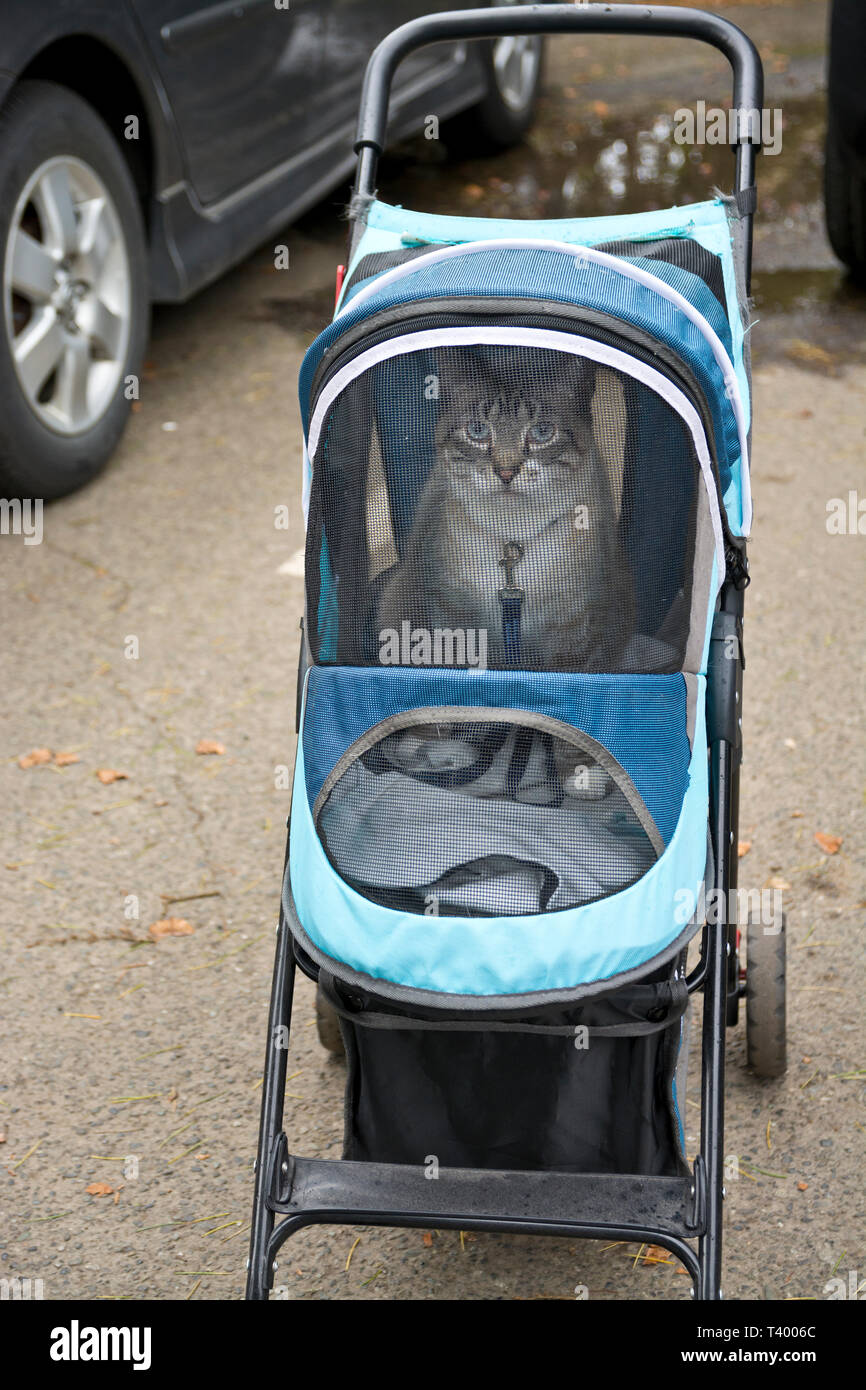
(306, 324), (726, 589)
(334, 237), (751, 533)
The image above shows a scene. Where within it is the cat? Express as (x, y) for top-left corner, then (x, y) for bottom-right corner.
(376, 350), (635, 671)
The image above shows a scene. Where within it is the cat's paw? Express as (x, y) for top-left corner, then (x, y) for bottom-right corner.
(563, 765), (611, 800)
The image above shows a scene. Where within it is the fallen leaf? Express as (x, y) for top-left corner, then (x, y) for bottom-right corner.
(18, 748), (52, 769)
(53, 752), (80, 767)
(790, 810), (804, 818)
(0, 1129), (6, 1143)
(463, 184), (483, 200)
(765, 877), (791, 891)
(96, 768), (128, 785)
(795, 409), (813, 419)
(149, 917), (194, 940)
(86, 1182), (114, 1197)
(737, 841), (752, 858)
(591, 99), (609, 117)
(802, 1056), (812, 1064)
(641, 1244), (671, 1264)
(167, 1087), (179, 1107)
(785, 339), (839, 374)
(797, 1182), (808, 1192)
(195, 739), (225, 756)
(814, 832), (842, 855)
(422, 1232), (433, 1247)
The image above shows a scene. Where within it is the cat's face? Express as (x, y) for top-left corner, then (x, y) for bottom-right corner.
(434, 354), (594, 506)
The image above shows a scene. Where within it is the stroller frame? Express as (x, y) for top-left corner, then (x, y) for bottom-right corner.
(246, 4), (762, 1302)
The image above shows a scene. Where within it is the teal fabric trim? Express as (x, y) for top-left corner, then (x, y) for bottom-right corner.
(289, 684), (708, 998)
(339, 199), (750, 533)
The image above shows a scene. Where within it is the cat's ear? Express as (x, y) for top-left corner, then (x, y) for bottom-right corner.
(433, 350), (493, 402)
(556, 354), (596, 407)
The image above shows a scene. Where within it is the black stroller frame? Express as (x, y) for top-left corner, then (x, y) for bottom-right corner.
(246, 5), (763, 1302)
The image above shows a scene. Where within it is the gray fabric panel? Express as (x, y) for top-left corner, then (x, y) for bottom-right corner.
(683, 671), (699, 749)
(717, 189), (754, 449)
(318, 968), (689, 1038)
(311, 704), (665, 858)
(685, 488), (718, 674)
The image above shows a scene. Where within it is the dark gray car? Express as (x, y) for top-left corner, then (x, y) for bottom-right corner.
(0, 0), (544, 499)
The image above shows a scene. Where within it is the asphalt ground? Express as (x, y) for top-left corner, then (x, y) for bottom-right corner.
(1, 1), (863, 1302)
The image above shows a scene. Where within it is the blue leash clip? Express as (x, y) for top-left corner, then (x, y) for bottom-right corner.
(498, 540), (525, 666)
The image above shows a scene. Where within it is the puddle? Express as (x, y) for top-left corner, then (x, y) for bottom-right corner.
(289, 87), (864, 362)
(379, 90), (829, 227)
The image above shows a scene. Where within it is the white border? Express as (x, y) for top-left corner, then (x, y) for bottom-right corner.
(306, 324), (727, 588)
(334, 237), (751, 532)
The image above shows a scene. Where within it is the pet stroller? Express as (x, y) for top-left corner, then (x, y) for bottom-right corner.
(247, 5), (785, 1302)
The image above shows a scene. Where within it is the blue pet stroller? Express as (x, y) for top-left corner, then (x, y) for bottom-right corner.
(247, 5), (785, 1301)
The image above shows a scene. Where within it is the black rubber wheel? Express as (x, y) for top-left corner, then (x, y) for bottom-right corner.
(0, 81), (149, 500)
(315, 985), (345, 1058)
(745, 912), (787, 1078)
(443, 3), (544, 155)
(824, 120), (866, 286)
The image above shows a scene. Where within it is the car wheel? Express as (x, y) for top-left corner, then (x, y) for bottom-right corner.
(0, 80), (148, 501)
(825, 120), (866, 286)
(443, 0), (544, 154)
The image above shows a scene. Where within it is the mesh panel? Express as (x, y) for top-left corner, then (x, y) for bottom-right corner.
(315, 714), (660, 918)
(308, 341), (700, 673)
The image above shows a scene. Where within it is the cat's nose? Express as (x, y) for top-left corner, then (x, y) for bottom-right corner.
(494, 462), (521, 485)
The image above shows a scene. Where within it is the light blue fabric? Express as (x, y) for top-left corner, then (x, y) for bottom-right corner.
(345, 195), (751, 441)
(289, 682), (708, 997)
(305, 237), (747, 532)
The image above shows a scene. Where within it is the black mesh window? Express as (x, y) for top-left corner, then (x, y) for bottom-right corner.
(307, 343), (701, 673)
(315, 715), (661, 918)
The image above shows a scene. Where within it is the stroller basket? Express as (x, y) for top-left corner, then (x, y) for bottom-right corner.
(248, 3), (767, 1302)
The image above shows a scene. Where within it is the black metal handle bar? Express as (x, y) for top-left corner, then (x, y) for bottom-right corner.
(353, 3), (763, 277)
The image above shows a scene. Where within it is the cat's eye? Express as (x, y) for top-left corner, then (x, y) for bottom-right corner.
(526, 421), (558, 448)
(463, 418), (492, 445)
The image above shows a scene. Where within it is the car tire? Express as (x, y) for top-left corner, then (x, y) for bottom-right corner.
(825, 120), (866, 286)
(0, 80), (148, 501)
(443, 2), (544, 155)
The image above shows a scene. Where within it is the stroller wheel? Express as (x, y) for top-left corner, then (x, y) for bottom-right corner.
(745, 913), (787, 1078)
(315, 985), (345, 1058)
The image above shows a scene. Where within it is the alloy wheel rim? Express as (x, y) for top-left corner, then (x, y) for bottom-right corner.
(491, 1), (542, 113)
(3, 156), (132, 436)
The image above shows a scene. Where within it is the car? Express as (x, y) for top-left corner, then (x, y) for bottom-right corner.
(0, 0), (544, 500)
(824, 0), (866, 285)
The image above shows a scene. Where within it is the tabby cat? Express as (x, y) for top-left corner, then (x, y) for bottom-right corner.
(376, 350), (634, 670)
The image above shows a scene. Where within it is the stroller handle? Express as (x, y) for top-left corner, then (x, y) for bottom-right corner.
(353, 4), (763, 264)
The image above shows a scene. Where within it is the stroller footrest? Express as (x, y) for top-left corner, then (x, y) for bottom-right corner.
(273, 1156), (701, 1240)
